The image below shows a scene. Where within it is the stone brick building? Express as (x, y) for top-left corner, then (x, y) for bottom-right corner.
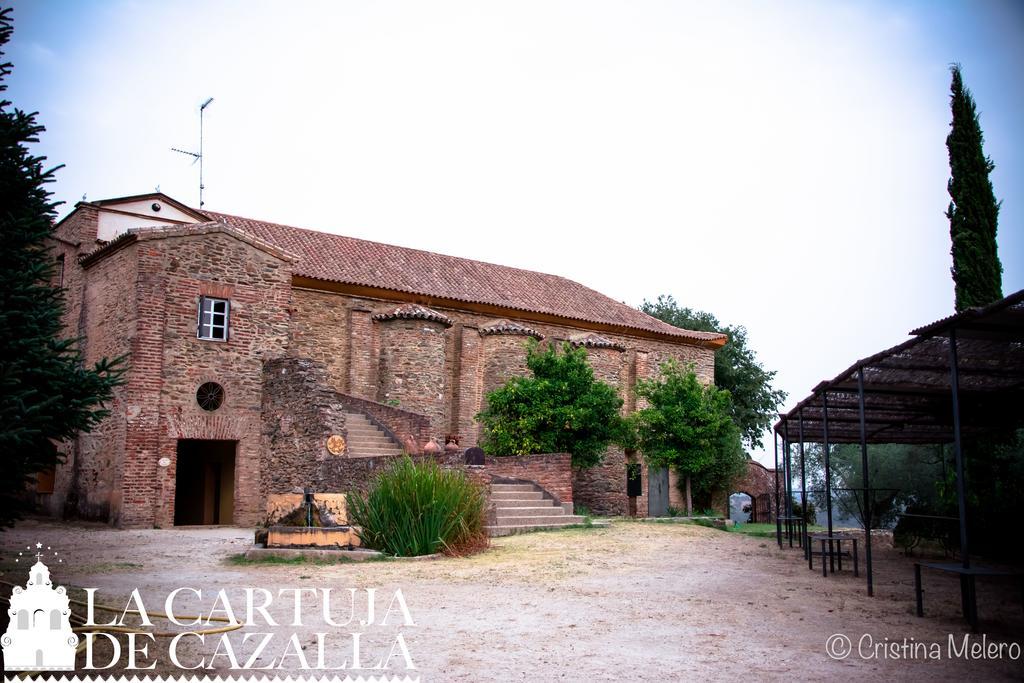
(42, 192), (725, 528)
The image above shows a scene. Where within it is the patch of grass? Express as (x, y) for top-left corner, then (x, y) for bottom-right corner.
(687, 518), (722, 530)
(612, 516), (698, 525)
(518, 522), (606, 535)
(225, 553), (387, 566)
(727, 522), (825, 538)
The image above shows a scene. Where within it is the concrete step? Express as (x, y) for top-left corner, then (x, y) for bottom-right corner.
(490, 491), (544, 501)
(346, 437), (398, 448)
(345, 429), (388, 438)
(491, 484), (538, 492)
(495, 514), (583, 526)
(345, 424), (386, 433)
(346, 431), (388, 439)
(492, 498), (555, 508)
(343, 411), (403, 455)
(496, 506), (564, 517)
(348, 447), (403, 456)
(485, 518), (588, 537)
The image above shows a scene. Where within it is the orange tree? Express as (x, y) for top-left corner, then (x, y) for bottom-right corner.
(632, 360), (746, 514)
(475, 341), (627, 468)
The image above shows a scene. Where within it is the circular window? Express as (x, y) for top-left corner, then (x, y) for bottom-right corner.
(196, 382), (225, 411)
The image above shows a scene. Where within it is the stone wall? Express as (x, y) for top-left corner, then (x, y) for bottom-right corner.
(286, 291), (717, 518)
(263, 356), (439, 497)
(466, 453), (573, 507)
(316, 450), (573, 517)
(318, 451), (464, 496)
(377, 317), (451, 439)
(286, 289), (717, 452)
(61, 241), (137, 521)
(481, 334), (534, 405)
(710, 460), (778, 522)
(347, 307), (378, 399)
(146, 231), (293, 528)
(289, 288), (351, 392)
(262, 357), (349, 494)
(56, 227), (294, 528)
(573, 453), (628, 516)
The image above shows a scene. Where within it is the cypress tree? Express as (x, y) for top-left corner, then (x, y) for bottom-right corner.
(946, 64), (1003, 311)
(0, 7), (123, 527)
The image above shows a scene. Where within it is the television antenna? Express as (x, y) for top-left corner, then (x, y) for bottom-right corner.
(171, 97), (214, 208)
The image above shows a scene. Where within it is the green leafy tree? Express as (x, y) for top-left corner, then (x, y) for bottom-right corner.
(946, 64), (1002, 311)
(953, 429), (1024, 562)
(632, 360), (746, 515)
(0, 7), (124, 528)
(640, 295), (785, 450)
(476, 341), (626, 468)
(804, 443), (946, 532)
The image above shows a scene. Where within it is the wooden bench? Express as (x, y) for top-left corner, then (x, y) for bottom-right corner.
(914, 561), (1024, 630)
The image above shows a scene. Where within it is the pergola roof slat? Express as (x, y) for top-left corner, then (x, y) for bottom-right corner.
(775, 291), (1024, 444)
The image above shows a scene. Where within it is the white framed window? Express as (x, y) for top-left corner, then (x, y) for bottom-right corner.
(197, 296), (230, 341)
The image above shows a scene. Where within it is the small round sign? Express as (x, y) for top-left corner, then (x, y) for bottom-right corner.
(157, 457), (171, 467)
(326, 435), (346, 455)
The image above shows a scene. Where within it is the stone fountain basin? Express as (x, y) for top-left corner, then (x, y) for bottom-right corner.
(266, 525), (362, 549)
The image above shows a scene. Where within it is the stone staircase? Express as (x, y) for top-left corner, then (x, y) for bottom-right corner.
(486, 482), (586, 536)
(344, 411), (405, 457)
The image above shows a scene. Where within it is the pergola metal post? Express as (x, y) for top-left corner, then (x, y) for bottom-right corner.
(798, 409), (807, 551)
(948, 327), (969, 569)
(822, 391), (834, 572)
(783, 422), (793, 546)
(822, 392), (833, 537)
(774, 430), (782, 547)
(857, 366), (874, 597)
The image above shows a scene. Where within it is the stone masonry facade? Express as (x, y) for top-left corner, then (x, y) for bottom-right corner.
(42, 193), (724, 527)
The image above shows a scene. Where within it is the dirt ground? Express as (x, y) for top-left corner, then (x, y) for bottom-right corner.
(1, 519), (1022, 681)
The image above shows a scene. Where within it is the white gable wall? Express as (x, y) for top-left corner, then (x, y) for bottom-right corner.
(96, 198), (201, 242)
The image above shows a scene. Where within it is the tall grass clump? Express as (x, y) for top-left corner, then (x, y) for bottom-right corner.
(348, 456), (487, 557)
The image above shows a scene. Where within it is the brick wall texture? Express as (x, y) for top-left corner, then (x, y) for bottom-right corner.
(44, 206), (717, 527)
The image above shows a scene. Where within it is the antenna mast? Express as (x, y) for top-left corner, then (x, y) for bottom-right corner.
(171, 97), (214, 208)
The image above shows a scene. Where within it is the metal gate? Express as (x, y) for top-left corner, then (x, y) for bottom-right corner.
(648, 466), (669, 517)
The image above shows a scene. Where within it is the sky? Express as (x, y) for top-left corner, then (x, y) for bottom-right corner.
(6, 0), (1023, 465)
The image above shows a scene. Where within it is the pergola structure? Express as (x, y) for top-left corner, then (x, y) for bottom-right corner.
(772, 290), (1024, 623)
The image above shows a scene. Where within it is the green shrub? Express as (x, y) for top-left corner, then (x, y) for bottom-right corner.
(633, 360), (747, 512)
(476, 341), (628, 468)
(347, 457), (487, 557)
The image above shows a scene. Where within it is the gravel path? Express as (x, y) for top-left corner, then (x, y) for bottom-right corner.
(1, 519), (1021, 681)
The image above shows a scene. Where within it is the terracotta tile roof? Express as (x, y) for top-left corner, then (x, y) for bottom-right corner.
(569, 332), (626, 352)
(478, 319), (544, 339)
(205, 211), (726, 346)
(78, 221), (298, 268)
(372, 303), (453, 327)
